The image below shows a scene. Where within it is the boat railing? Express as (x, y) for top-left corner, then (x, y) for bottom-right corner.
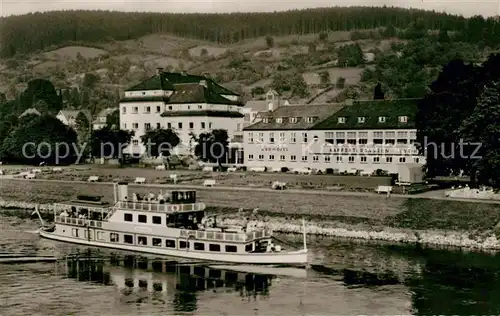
(55, 216), (103, 228)
(179, 228), (271, 242)
(115, 201), (206, 213)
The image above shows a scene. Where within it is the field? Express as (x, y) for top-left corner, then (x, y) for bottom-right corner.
(0, 178), (403, 224)
(42, 46), (108, 60)
(16, 166), (392, 190)
(31, 46), (110, 72)
(2, 176), (500, 233)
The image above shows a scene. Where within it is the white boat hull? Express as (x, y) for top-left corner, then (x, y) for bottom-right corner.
(39, 230), (308, 265)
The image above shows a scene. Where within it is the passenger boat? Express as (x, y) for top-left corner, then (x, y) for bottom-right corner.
(37, 182), (308, 265)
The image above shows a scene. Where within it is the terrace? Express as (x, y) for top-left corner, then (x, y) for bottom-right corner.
(179, 228), (272, 243)
(54, 216), (272, 242)
(114, 201), (206, 213)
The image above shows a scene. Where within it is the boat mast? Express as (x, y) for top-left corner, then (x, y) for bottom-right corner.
(31, 205), (45, 227)
(113, 182), (117, 204)
(302, 217), (307, 250)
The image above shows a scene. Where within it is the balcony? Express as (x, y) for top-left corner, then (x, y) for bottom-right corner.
(115, 201), (206, 213)
(56, 216), (103, 228)
(179, 228), (271, 242)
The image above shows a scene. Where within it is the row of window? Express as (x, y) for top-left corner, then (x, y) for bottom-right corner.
(262, 116), (318, 124)
(122, 104), (205, 114)
(70, 228), (242, 253)
(260, 115), (409, 124)
(124, 213), (162, 224)
(124, 121), (214, 131)
(248, 154), (420, 164)
(247, 131), (417, 144)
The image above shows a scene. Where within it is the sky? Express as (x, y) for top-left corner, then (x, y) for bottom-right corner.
(1, 0), (499, 18)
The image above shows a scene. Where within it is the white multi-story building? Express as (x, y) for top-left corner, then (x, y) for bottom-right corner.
(243, 99), (426, 175)
(120, 69), (243, 156)
(242, 89), (290, 129)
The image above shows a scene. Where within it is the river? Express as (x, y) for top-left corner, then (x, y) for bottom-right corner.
(2, 215), (500, 315)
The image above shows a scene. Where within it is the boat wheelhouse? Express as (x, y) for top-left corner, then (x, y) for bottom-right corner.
(38, 182), (308, 265)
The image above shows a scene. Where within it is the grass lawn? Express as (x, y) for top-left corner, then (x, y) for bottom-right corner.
(28, 165), (392, 190)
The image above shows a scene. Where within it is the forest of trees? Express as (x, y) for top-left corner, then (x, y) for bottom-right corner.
(416, 54), (500, 187)
(1, 7), (499, 57)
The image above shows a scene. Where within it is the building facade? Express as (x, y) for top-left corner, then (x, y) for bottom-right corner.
(56, 110), (84, 128)
(93, 108), (118, 130)
(120, 69), (243, 155)
(243, 99), (426, 175)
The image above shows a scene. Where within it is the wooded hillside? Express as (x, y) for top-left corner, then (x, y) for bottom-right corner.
(1, 7), (497, 57)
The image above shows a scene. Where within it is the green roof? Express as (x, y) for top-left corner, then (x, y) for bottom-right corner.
(121, 83), (241, 105)
(124, 71), (240, 105)
(126, 72), (239, 96)
(168, 83), (240, 105)
(160, 110), (244, 118)
(311, 99), (420, 130)
(243, 103), (344, 131)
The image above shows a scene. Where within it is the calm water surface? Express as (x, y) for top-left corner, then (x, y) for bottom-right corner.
(2, 215), (500, 315)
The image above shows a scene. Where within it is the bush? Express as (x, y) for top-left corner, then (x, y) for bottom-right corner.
(319, 32), (328, 41)
(281, 167), (289, 173)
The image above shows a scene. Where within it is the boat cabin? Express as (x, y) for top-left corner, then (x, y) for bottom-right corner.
(55, 195), (112, 221)
(51, 182), (280, 257)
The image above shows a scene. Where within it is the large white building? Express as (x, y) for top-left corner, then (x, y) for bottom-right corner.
(120, 69), (243, 155)
(242, 89), (290, 129)
(243, 99), (426, 175)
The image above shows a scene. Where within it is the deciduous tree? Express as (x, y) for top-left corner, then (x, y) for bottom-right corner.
(1, 115), (78, 165)
(140, 128), (180, 158)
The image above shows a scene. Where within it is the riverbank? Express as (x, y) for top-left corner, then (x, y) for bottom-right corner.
(3, 179), (500, 251)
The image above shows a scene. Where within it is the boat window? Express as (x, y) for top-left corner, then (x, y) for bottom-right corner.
(179, 241), (189, 249)
(138, 214), (147, 223)
(245, 243), (253, 252)
(194, 266), (205, 277)
(124, 213), (133, 222)
(225, 245), (237, 253)
(138, 236), (147, 245)
(209, 269), (222, 278)
(153, 282), (163, 292)
(194, 242), (205, 251)
(97, 232), (105, 240)
(124, 234), (133, 244)
(165, 239), (176, 248)
(152, 216), (162, 224)
(72, 228), (79, 237)
(125, 278), (134, 287)
(110, 233), (119, 242)
(179, 266), (191, 274)
(152, 238), (162, 247)
(209, 244), (221, 252)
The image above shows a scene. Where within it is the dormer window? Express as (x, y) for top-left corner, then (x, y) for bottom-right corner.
(289, 117), (298, 123)
(338, 117), (346, 124)
(263, 118), (269, 123)
(357, 116), (365, 123)
(399, 116), (408, 123)
(378, 116), (386, 123)
(305, 117), (317, 123)
(276, 118), (283, 123)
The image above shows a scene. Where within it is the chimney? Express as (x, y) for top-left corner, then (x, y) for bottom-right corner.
(345, 99), (353, 106)
(116, 182), (128, 202)
(156, 67), (163, 75)
(181, 70), (187, 76)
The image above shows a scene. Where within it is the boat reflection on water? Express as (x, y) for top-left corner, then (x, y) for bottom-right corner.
(63, 253), (273, 312)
